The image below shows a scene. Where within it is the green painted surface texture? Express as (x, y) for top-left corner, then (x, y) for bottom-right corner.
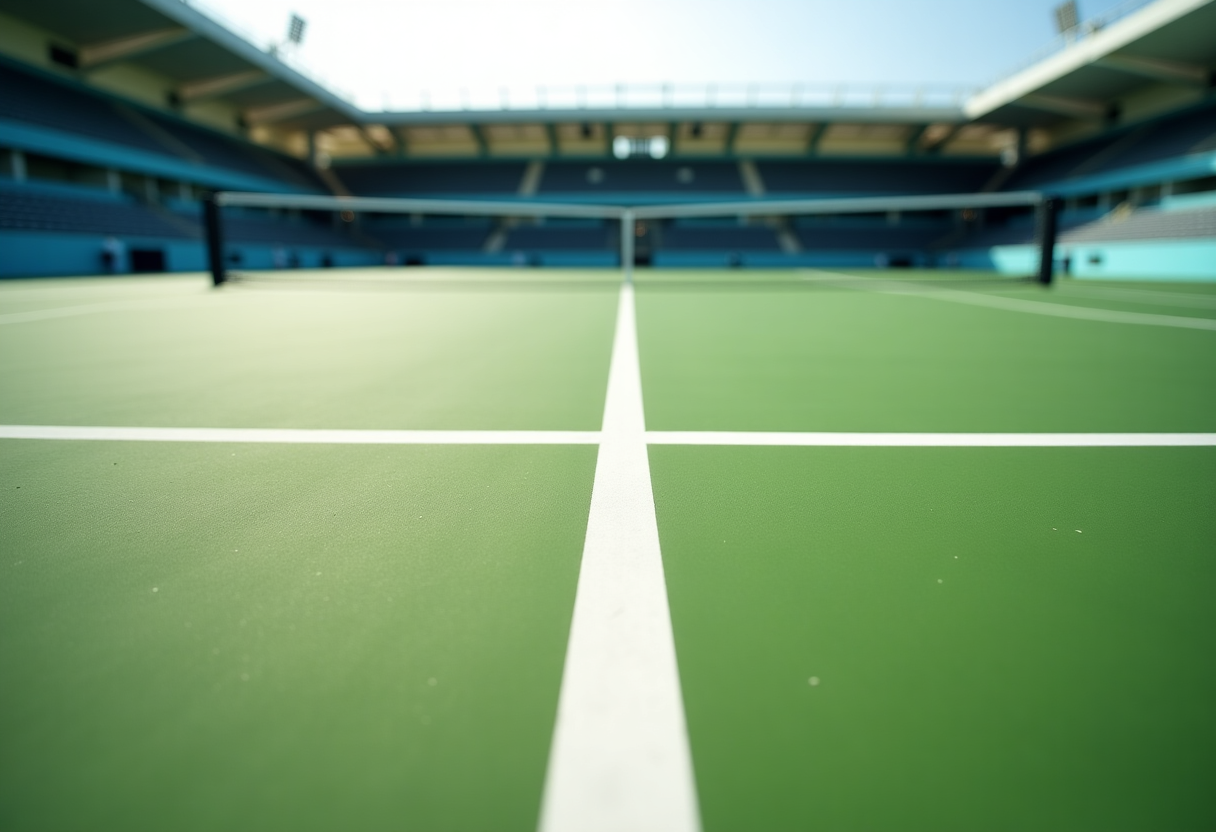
(636, 275), (1216, 432)
(651, 446), (1216, 831)
(0, 440), (596, 832)
(0, 273), (619, 430)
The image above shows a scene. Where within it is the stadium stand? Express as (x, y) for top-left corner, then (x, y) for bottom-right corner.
(660, 222), (782, 251)
(363, 219), (494, 252)
(759, 159), (999, 195)
(332, 162), (528, 196)
(793, 220), (953, 251)
(219, 212), (365, 248)
(0, 0), (1212, 279)
(537, 161), (744, 195)
(501, 222), (616, 251)
(1002, 102), (1216, 190)
(0, 58), (325, 192)
(955, 203), (1216, 248)
(140, 110), (327, 193)
(1063, 204), (1216, 243)
(0, 60), (170, 157)
(0, 185), (195, 239)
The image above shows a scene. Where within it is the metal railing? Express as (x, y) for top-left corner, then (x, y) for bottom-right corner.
(376, 82), (978, 115)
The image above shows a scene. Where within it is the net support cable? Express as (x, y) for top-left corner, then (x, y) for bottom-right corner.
(204, 190), (1055, 287)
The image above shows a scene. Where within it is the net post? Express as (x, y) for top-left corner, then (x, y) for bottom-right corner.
(203, 191), (226, 286)
(1035, 195), (1060, 285)
(621, 208), (635, 284)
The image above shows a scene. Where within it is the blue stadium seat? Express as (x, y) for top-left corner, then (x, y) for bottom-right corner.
(333, 162), (527, 196)
(0, 188), (196, 238)
(502, 224), (614, 251)
(1004, 103), (1216, 190)
(660, 224), (780, 251)
(538, 161), (744, 194)
(0, 60), (169, 156)
(0, 58), (327, 191)
(758, 159), (999, 195)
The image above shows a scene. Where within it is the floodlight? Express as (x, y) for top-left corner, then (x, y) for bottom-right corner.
(649, 136), (669, 159)
(287, 14), (307, 46)
(1053, 1), (1078, 34)
(612, 136), (631, 159)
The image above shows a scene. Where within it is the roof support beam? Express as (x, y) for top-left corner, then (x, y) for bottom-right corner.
(469, 124), (488, 157)
(725, 121), (740, 157)
(79, 27), (195, 69)
(923, 124), (963, 155)
(391, 126), (409, 158)
(357, 126), (389, 156)
(805, 122), (828, 156)
(545, 122), (559, 158)
(243, 98), (325, 125)
(176, 70), (271, 103)
(1018, 93), (1108, 119)
(1095, 54), (1211, 87)
(904, 123), (928, 155)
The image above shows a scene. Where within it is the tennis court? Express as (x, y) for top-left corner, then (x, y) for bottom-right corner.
(2, 267), (1214, 831)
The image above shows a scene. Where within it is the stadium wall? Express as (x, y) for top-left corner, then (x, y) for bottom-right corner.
(964, 240), (1216, 281)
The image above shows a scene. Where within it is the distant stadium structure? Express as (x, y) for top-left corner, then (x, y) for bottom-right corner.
(1, 0), (1214, 279)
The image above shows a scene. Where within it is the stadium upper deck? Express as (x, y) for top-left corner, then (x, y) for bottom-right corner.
(0, 0), (1213, 277)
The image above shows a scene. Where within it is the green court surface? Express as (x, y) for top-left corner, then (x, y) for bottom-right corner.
(635, 270), (1216, 432)
(0, 270), (619, 430)
(651, 445), (1216, 831)
(2, 268), (1215, 831)
(0, 439), (596, 831)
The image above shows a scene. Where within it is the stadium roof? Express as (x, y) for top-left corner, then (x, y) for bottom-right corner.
(0, 0), (1212, 156)
(0, 0), (360, 129)
(967, 0), (1216, 125)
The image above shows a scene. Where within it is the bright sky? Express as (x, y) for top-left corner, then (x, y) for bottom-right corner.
(195, 0), (1103, 112)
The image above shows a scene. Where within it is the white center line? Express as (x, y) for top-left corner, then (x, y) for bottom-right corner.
(538, 283), (701, 832)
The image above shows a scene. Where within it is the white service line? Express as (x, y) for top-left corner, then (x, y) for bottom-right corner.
(802, 270), (1216, 331)
(1056, 285), (1216, 310)
(539, 284), (701, 832)
(0, 425), (601, 444)
(649, 431), (1216, 447)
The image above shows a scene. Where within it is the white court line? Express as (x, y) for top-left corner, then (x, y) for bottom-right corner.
(801, 270), (1216, 331)
(4, 425), (1214, 447)
(0, 297), (206, 325)
(539, 284), (701, 832)
(649, 431), (1216, 447)
(1056, 285), (1216, 310)
(0, 425), (601, 444)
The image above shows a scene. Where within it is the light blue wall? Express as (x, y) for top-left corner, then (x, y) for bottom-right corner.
(1060, 240), (1216, 281)
(963, 240), (1216, 281)
(1161, 191), (1216, 212)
